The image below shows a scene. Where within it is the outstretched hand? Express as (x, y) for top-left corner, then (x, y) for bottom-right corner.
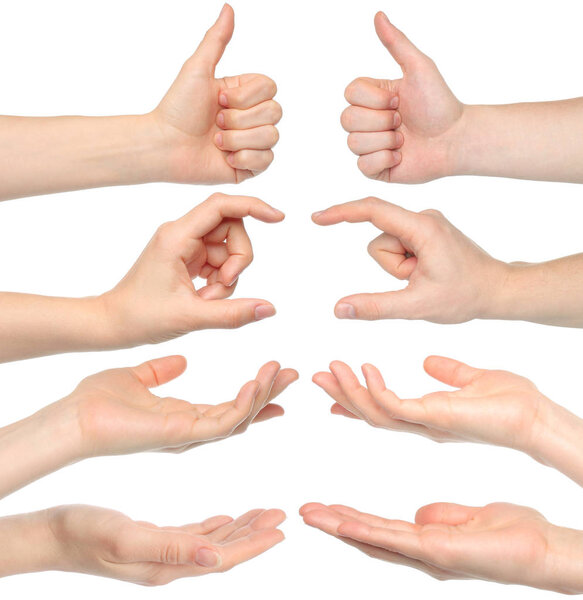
(61, 355), (298, 458)
(313, 356), (548, 455)
(49, 504), (285, 585)
(300, 501), (578, 593)
(342, 12), (464, 183)
(152, 4), (281, 184)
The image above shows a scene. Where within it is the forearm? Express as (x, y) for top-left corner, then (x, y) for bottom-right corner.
(545, 524), (583, 594)
(483, 255), (583, 327)
(0, 293), (122, 362)
(0, 510), (63, 577)
(452, 98), (583, 183)
(0, 402), (81, 498)
(0, 113), (168, 201)
(527, 398), (583, 488)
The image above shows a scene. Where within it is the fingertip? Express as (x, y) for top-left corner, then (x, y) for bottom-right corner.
(219, 92), (229, 107)
(254, 303), (276, 322)
(216, 111), (226, 128)
(335, 302), (357, 320)
(214, 132), (223, 148)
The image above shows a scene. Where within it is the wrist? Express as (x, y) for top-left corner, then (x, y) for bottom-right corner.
(545, 524), (583, 594)
(0, 402), (82, 498)
(0, 510), (65, 576)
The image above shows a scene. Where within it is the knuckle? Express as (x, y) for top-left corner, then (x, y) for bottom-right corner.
(347, 132), (359, 153)
(152, 221), (176, 246)
(268, 126), (280, 146)
(340, 107), (353, 130)
(270, 101), (283, 123)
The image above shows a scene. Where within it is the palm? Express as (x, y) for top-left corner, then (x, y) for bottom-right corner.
(423, 503), (550, 582)
(71, 358), (296, 458)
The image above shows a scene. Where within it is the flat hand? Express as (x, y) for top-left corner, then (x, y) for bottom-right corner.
(300, 501), (565, 591)
(49, 504), (285, 585)
(104, 192), (284, 346)
(152, 4), (281, 184)
(312, 197), (505, 323)
(64, 355), (298, 458)
(313, 356), (548, 454)
(342, 12), (464, 183)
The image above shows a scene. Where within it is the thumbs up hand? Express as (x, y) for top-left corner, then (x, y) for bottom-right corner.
(342, 12), (464, 184)
(152, 4), (281, 184)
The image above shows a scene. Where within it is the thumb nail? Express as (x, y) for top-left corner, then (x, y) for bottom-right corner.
(195, 547), (221, 568)
(255, 304), (276, 321)
(336, 303), (356, 319)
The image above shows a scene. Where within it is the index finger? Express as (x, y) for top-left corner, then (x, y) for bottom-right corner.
(312, 197), (420, 241)
(179, 193), (284, 238)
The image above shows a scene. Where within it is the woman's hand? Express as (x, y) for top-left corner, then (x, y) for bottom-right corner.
(313, 356), (549, 452)
(43, 504), (285, 585)
(103, 192), (284, 346)
(301, 501), (583, 593)
(64, 355), (298, 458)
(152, 4), (281, 184)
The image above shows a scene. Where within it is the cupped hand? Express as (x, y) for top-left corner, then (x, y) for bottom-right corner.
(103, 193), (284, 346)
(300, 501), (576, 592)
(312, 197), (506, 323)
(62, 355), (297, 458)
(49, 504), (285, 585)
(342, 12), (464, 183)
(314, 356), (549, 454)
(151, 4), (281, 184)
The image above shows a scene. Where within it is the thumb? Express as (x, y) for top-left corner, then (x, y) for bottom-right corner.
(374, 11), (424, 71)
(415, 502), (481, 526)
(195, 298), (276, 329)
(334, 289), (419, 321)
(423, 356), (483, 388)
(129, 525), (222, 568)
(191, 3), (234, 75)
(130, 355), (187, 388)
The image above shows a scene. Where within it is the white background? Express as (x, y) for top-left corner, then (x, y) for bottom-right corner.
(1, 0), (582, 597)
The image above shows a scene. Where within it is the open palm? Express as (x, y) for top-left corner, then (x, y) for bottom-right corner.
(67, 355), (298, 458)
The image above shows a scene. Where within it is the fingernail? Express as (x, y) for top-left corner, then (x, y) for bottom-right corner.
(255, 304), (276, 321)
(219, 93), (228, 107)
(226, 152), (236, 166)
(312, 211), (323, 219)
(195, 548), (221, 568)
(219, 3), (228, 18)
(215, 132), (223, 147)
(217, 112), (225, 127)
(225, 273), (239, 287)
(393, 150), (402, 162)
(395, 131), (404, 145)
(393, 112), (401, 127)
(336, 303), (356, 319)
(389, 96), (399, 109)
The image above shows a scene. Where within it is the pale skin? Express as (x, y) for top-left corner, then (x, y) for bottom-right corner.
(343, 11), (583, 184)
(0, 506), (285, 585)
(0, 355), (298, 498)
(0, 4), (281, 201)
(305, 358), (583, 592)
(0, 192), (284, 362)
(0, 357), (295, 584)
(313, 197), (583, 327)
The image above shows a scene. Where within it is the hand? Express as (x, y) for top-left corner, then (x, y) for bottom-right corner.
(300, 501), (581, 593)
(60, 355), (297, 458)
(313, 356), (549, 456)
(342, 12), (464, 183)
(48, 504), (285, 585)
(151, 4), (281, 184)
(312, 197), (507, 322)
(103, 193), (284, 346)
